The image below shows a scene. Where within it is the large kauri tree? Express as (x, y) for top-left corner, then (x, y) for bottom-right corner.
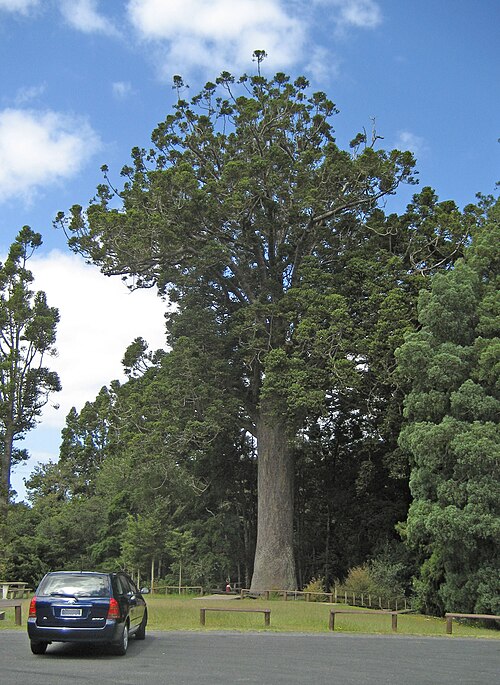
(396, 197), (499, 615)
(0, 227), (61, 508)
(58, 62), (419, 589)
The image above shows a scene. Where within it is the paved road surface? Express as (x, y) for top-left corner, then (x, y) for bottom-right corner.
(1, 630), (498, 684)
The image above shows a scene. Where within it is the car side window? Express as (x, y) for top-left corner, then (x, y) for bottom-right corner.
(126, 576), (139, 594)
(118, 574), (138, 595)
(116, 575), (129, 596)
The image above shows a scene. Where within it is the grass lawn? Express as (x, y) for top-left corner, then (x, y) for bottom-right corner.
(2, 595), (498, 638)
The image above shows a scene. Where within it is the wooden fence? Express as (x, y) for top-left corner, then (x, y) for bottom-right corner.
(153, 585), (204, 596)
(145, 583), (408, 609)
(240, 588), (408, 610)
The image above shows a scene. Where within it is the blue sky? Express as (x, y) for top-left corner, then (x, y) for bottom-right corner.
(0, 0), (498, 500)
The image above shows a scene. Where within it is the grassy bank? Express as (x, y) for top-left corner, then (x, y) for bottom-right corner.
(2, 595), (498, 638)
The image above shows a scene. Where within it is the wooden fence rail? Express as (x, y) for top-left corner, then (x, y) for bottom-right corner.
(0, 600), (22, 625)
(153, 585), (204, 596)
(329, 608), (400, 632)
(445, 612), (500, 634)
(200, 607), (271, 627)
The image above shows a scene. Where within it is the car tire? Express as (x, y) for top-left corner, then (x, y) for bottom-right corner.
(113, 622), (129, 656)
(135, 610), (147, 640)
(30, 641), (48, 655)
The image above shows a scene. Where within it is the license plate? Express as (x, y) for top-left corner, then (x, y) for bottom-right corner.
(60, 608), (82, 617)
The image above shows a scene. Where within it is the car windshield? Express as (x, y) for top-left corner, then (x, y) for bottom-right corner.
(38, 573), (110, 598)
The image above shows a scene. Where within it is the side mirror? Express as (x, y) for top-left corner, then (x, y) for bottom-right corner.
(140, 587), (150, 594)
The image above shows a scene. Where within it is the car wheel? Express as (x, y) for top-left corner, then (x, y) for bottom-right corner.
(114, 622), (129, 656)
(135, 610), (147, 640)
(30, 641), (48, 655)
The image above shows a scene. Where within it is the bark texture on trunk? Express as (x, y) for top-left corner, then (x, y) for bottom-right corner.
(250, 413), (297, 591)
(0, 426), (13, 509)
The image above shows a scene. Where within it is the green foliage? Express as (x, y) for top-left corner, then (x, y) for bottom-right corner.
(302, 576), (326, 600)
(58, 385), (119, 498)
(1, 503), (49, 586)
(368, 556), (407, 600)
(396, 197), (500, 615)
(121, 513), (162, 575)
(0, 227), (60, 506)
(335, 559), (406, 601)
(336, 565), (372, 595)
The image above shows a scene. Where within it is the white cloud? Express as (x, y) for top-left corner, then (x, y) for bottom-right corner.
(395, 130), (428, 157)
(29, 251), (168, 429)
(0, 0), (39, 14)
(14, 83), (46, 105)
(127, 0), (306, 74)
(333, 0), (382, 29)
(0, 108), (101, 202)
(313, 0), (381, 29)
(306, 46), (342, 83)
(59, 0), (118, 36)
(112, 81), (133, 99)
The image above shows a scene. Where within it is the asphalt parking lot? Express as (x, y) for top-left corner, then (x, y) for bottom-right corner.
(1, 630), (499, 685)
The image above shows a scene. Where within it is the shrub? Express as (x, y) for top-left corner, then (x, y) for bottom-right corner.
(303, 577), (328, 601)
(368, 557), (406, 600)
(336, 565), (371, 596)
(334, 560), (406, 606)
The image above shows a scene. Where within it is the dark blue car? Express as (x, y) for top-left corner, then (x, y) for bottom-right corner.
(27, 571), (148, 655)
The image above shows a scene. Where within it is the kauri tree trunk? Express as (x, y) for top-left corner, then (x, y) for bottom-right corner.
(250, 413), (297, 591)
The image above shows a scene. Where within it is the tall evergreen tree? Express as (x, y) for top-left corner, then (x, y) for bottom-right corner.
(0, 227), (60, 508)
(396, 197), (500, 614)
(58, 61), (471, 589)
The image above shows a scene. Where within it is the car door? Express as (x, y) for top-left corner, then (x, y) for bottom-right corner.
(118, 574), (143, 630)
(126, 575), (146, 629)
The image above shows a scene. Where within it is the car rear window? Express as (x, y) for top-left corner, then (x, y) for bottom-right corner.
(37, 573), (110, 598)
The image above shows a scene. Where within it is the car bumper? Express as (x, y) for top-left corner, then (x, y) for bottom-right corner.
(27, 617), (125, 644)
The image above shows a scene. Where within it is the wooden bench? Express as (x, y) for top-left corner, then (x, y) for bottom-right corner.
(445, 612), (500, 634)
(200, 607), (271, 627)
(0, 600), (23, 626)
(329, 608), (400, 632)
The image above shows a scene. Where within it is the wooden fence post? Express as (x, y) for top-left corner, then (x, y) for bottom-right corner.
(329, 611), (335, 631)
